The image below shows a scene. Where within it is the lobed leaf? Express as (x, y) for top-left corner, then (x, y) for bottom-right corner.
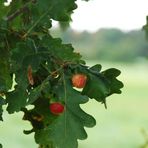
(0, 0), (78, 31)
(82, 73), (110, 103)
(101, 68), (124, 95)
(143, 16), (148, 40)
(0, 47), (12, 92)
(0, 1), (124, 148)
(41, 35), (82, 63)
(6, 87), (28, 114)
(0, 96), (5, 121)
(81, 65), (123, 106)
(0, 60), (12, 92)
(34, 77), (96, 147)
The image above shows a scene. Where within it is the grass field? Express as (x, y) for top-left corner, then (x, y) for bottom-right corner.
(0, 61), (148, 148)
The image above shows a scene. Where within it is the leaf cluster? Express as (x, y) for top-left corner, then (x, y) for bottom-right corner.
(0, 1), (123, 148)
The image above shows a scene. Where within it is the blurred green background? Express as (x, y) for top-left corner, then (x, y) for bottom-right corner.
(0, 28), (148, 148)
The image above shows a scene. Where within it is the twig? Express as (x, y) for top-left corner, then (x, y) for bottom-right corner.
(5, 0), (35, 22)
(22, 7), (51, 38)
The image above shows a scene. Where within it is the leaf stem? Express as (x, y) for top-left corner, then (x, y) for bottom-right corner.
(22, 7), (51, 38)
(4, 35), (10, 52)
(62, 72), (67, 142)
(31, 39), (38, 53)
(5, 0), (35, 22)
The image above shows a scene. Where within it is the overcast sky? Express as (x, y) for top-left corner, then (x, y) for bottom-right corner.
(70, 0), (148, 32)
(5, 0), (148, 32)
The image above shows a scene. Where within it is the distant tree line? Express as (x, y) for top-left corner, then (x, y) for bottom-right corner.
(51, 28), (148, 62)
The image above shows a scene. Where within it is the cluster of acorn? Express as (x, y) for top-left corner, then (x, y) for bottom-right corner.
(49, 74), (87, 115)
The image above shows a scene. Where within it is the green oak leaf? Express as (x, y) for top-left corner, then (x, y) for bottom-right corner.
(1, 0), (77, 31)
(33, 0), (77, 22)
(0, 143), (2, 148)
(101, 68), (124, 95)
(11, 40), (49, 87)
(6, 61), (51, 114)
(82, 66), (123, 106)
(89, 64), (102, 72)
(0, 60), (12, 92)
(11, 40), (36, 70)
(27, 81), (51, 105)
(143, 16), (148, 40)
(0, 30), (12, 92)
(27, 86), (42, 105)
(27, 3), (52, 30)
(0, 46), (12, 92)
(6, 87), (28, 113)
(5, 0), (22, 29)
(41, 35), (82, 63)
(34, 76), (96, 148)
(0, 1), (10, 21)
(82, 72), (110, 104)
(0, 96), (5, 121)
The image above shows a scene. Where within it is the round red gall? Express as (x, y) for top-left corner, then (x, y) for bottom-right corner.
(49, 102), (65, 115)
(72, 74), (87, 88)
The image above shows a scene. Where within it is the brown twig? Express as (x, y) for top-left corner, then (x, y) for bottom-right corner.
(5, 0), (36, 22)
